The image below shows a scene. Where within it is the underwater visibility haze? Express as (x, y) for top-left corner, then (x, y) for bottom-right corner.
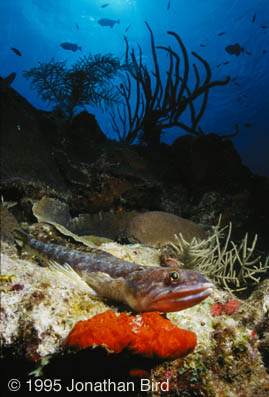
(1, 0), (269, 175)
(2, 2), (269, 395)
(0, 0), (269, 176)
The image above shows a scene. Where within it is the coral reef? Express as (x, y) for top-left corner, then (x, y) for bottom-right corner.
(32, 196), (139, 245)
(2, 76), (269, 254)
(0, 246), (107, 358)
(1, 74), (269, 395)
(1, 229), (269, 396)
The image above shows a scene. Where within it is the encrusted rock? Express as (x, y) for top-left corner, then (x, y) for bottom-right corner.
(119, 211), (207, 247)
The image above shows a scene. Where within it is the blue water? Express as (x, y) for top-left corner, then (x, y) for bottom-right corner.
(1, 0), (269, 176)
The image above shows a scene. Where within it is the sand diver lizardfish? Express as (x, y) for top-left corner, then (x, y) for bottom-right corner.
(12, 226), (213, 312)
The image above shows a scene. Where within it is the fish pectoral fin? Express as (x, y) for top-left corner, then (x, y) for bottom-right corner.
(48, 260), (97, 295)
(48, 260), (80, 280)
(85, 272), (127, 303)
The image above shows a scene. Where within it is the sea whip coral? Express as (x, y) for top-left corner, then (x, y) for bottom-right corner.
(63, 310), (196, 359)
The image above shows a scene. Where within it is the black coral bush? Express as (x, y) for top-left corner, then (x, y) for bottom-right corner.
(23, 54), (123, 120)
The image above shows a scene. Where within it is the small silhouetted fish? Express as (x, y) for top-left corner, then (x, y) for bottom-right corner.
(3, 72), (16, 85)
(263, 49), (266, 54)
(11, 47), (22, 56)
(200, 44), (206, 47)
(101, 3), (110, 8)
(218, 32), (225, 36)
(60, 42), (82, 51)
(125, 24), (131, 32)
(167, 0), (171, 10)
(252, 13), (256, 23)
(98, 18), (119, 28)
(261, 25), (268, 29)
(217, 61), (229, 68)
(76, 24), (79, 30)
(244, 123), (252, 128)
(246, 50), (252, 55)
(225, 43), (244, 56)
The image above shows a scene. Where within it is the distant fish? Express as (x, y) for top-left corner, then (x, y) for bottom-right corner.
(217, 32), (225, 36)
(262, 49), (266, 54)
(98, 18), (119, 28)
(246, 50), (252, 55)
(244, 123), (252, 128)
(3, 72), (16, 85)
(225, 43), (244, 56)
(76, 23), (79, 30)
(10, 47), (22, 56)
(60, 42), (82, 52)
(261, 25), (268, 29)
(125, 24), (131, 33)
(216, 61), (229, 68)
(252, 13), (256, 23)
(200, 44), (206, 47)
(101, 3), (110, 8)
(167, 0), (171, 10)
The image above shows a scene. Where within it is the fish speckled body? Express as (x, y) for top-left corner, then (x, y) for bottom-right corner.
(13, 227), (214, 312)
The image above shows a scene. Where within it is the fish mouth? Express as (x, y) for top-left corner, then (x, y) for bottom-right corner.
(148, 282), (214, 312)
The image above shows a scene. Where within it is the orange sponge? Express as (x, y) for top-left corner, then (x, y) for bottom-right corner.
(63, 310), (196, 360)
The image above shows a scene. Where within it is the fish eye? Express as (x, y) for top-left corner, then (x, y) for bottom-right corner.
(169, 271), (180, 282)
